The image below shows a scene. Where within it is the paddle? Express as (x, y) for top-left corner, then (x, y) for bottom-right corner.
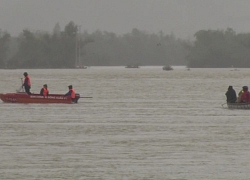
(221, 102), (228, 108)
(16, 78), (24, 92)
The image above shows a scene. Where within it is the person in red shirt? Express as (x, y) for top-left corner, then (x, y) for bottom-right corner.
(40, 84), (49, 96)
(22, 72), (31, 94)
(65, 85), (76, 102)
(240, 86), (250, 103)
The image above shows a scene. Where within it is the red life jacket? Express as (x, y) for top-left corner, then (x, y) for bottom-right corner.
(43, 88), (49, 96)
(24, 76), (31, 86)
(240, 91), (250, 102)
(71, 89), (76, 99)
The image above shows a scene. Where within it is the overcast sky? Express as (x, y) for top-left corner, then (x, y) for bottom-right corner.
(0, 0), (250, 39)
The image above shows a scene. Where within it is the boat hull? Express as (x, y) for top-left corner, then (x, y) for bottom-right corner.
(163, 66), (173, 71)
(0, 92), (80, 104)
(227, 103), (250, 109)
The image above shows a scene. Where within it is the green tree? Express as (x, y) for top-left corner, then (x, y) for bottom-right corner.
(60, 21), (78, 68)
(187, 29), (238, 68)
(0, 31), (10, 68)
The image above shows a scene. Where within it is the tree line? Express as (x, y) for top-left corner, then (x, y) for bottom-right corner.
(187, 28), (250, 68)
(0, 21), (250, 68)
(0, 21), (189, 69)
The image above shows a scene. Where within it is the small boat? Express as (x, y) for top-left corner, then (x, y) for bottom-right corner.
(0, 92), (80, 104)
(163, 65), (173, 71)
(225, 103), (250, 109)
(76, 65), (88, 69)
(125, 65), (139, 68)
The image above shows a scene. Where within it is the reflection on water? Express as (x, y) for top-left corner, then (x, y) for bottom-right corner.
(1, 67), (250, 179)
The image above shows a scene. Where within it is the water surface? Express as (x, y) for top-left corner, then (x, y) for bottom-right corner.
(0, 67), (250, 179)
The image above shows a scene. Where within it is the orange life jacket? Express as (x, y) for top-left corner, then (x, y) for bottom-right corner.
(43, 88), (49, 96)
(71, 89), (76, 99)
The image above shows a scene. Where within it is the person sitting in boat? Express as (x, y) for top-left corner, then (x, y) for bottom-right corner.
(65, 85), (76, 102)
(240, 86), (250, 103)
(40, 84), (49, 96)
(22, 72), (31, 95)
(225, 86), (237, 103)
(237, 87), (244, 102)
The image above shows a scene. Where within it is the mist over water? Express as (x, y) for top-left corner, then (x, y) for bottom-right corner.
(1, 67), (250, 179)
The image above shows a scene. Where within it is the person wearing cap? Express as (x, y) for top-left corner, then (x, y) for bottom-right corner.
(65, 85), (76, 102)
(22, 72), (31, 95)
(240, 86), (250, 103)
(225, 86), (237, 103)
(40, 84), (49, 96)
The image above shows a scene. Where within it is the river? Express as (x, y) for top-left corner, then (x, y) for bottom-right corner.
(0, 67), (250, 179)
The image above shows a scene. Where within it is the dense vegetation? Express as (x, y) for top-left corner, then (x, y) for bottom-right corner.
(1, 22), (250, 69)
(187, 28), (250, 68)
(0, 21), (188, 69)
(0, 31), (10, 68)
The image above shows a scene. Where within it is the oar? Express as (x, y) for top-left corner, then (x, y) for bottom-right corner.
(16, 78), (24, 92)
(221, 103), (227, 108)
(16, 86), (22, 92)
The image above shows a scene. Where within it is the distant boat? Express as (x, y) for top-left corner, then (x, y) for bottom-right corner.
(76, 65), (88, 69)
(230, 68), (239, 71)
(163, 65), (173, 71)
(125, 65), (139, 68)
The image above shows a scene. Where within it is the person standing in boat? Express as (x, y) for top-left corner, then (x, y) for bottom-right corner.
(65, 85), (76, 102)
(225, 86), (237, 103)
(240, 86), (250, 103)
(40, 84), (49, 96)
(22, 72), (31, 95)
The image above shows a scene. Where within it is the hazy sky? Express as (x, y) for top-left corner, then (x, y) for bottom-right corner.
(1, 0), (250, 39)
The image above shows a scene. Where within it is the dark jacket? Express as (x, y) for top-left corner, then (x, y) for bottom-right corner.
(225, 86), (237, 103)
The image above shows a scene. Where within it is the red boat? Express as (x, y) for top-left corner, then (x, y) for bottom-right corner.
(0, 92), (80, 104)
